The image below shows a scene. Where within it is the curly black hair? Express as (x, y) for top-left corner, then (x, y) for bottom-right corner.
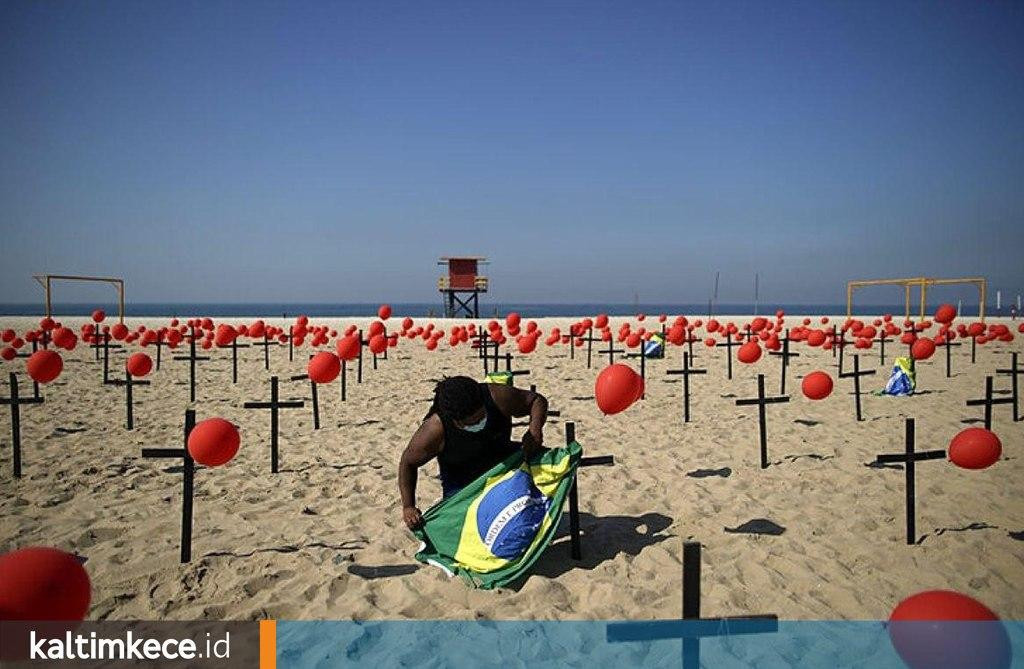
(425, 375), (483, 422)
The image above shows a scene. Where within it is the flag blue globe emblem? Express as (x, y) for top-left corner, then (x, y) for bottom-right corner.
(476, 470), (550, 560)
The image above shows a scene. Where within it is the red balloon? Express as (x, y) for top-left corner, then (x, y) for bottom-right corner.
(934, 304), (956, 324)
(1, 347), (15, 361)
(948, 428), (1001, 470)
(111, 323), (129, 341)
(737, 341), (762, 364)
(595, 364), (644, 415)
(377, 304), (392, 320)
(911, 337), (936, 360)
(26, 350), (63, 384)
(91, 309), (106, 323)
(0, 547), (91, 620)
(889, 590), (1008, 669)
(368, 334), (387, 354)
(126, 353), (153, 378)
(518, 335), (538, 354)
(307, 352), (341, 384)
(801, 371), (833, 400)
(187, 418), (240, 467)
(806, 330), (826, 347)
(595, 314), (609, 329)
(336, 334), (360, 361)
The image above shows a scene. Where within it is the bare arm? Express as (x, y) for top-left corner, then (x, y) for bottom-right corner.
(398, 415), (443, 529)
(490, 384), (549, 457)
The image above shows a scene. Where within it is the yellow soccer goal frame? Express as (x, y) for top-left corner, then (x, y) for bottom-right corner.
(846, 277), (986, 322)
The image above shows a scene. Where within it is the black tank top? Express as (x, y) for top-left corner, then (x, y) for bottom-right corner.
(436, 383), (516, 495)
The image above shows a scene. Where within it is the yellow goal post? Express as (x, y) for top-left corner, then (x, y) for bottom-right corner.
(846, 277), (986, 322)
(32, 274), (126, 324)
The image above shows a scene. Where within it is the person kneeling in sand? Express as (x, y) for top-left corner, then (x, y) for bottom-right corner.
(398, 376), (548, 530)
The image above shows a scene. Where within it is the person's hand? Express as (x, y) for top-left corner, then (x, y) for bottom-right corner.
(522, 428), (546, 458)
(402, 506), (424, 531)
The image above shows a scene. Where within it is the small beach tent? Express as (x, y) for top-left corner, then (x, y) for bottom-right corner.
(413, 441), (581, 589)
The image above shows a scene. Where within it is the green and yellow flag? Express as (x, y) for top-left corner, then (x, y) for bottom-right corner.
(413, 441), (582, 589)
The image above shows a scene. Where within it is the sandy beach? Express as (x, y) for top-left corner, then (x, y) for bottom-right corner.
(1, 314), (1021, 622)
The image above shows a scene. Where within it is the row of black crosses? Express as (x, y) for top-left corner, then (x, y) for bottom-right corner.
(3, 323), (394, 481)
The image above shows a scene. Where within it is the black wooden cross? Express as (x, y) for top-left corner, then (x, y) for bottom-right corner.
(99, 332), (124, 386)
(140, 409), (198, 562)
(252, 331), (279, 371)
(288, 325), (295, 362)
(834, 328), (852, 375)
(500, 352), (531, 385)
(224, 337), (251, 384)
(172, 326), (211, 403)
(578, 327), (604, 369)
(942, 336), (962, 379)
(874, 418), (946, 545)
(838, 354), (876, 422)
(150, 334), (170, 371)
(715, 335), (739, 380)
(472, 328), (498, 374)
(606, 540), (778, 669)
(735, 374), (790, 469)
(666, 352), (707, 423)
(357, 329), (368, 382)
(597, 335), (626, 367)
(564, 421), (615, 561)
(623, 340), (650, 399)
(966, 375), (1014, 430)
(873, 333), (888, 366)
(106, 369), (151, 430)
(767, 329), (799, 394)
(13, 342), (41, 400)
(339, 356), (348, 402)
(289, 356), (321, 430)
(527, 383), (560, 419)
(1, 372), (44, 478)
(243, 376), (304, 473)
(970, 332), (978, 364)
(996, 352), (1022, 422)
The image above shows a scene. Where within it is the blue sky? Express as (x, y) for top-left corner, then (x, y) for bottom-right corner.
(1, 1), (1022, 305)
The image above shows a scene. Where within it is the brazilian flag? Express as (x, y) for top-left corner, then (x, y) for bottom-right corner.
(413, 441), (582, 589)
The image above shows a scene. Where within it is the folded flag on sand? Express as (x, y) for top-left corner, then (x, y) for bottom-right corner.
(880, 356), (916, 396)
(413, 441), (582, 589)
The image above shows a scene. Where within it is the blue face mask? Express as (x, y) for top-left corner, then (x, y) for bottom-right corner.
(460, 415), (487, 433)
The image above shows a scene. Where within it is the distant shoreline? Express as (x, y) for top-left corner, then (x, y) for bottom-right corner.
(0, 302), (999, 319)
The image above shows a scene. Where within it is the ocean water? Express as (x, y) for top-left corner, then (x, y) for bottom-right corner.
(0, 302), (993, 319)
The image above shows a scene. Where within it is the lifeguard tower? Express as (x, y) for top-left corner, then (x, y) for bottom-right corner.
(438, 256), (488, 318)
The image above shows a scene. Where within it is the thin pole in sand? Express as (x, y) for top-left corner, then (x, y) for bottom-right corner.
(735, 374), (790, 469)
(290, 355), (321, 430)
(873, 418), (945, 545)
(1, 372), (44, 478)
(100, 332), (124, 386)
(943, 335), (961, 378)
(996, 353), (1022, 422)
(767, 328), (799, 394)
(666, 352), (706, 423)
(107, 369), (150, 430)
(715, 335), (738, 381)
(358, 330), (365, 383)
(226, 337), (250, 384)
(243, 376), (304, 473)
(873, 333), (887, 367)
(965, 375), (1013, 431)
(252, 331), (277, 371)
(140, 409), (197, 563)
(606, 540), (778, 669)
(839, 354), (875, 422)
(172, 326), (210, 403)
